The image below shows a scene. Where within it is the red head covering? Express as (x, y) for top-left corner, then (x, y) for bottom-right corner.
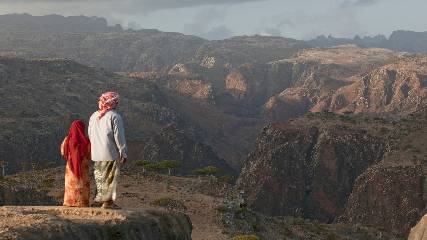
(98, 92), (119, 119)
(63, 120), (90, 179)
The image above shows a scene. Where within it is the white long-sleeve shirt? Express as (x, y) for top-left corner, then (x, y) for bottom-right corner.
(88, 110), (127, 161)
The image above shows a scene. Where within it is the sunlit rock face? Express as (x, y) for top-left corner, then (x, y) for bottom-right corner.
(0, 206), (192, 240)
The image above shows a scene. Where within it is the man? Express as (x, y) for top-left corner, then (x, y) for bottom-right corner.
(88, 91), (127, 209)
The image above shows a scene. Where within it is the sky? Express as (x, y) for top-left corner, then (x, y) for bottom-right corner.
(0, 0), (426, 40)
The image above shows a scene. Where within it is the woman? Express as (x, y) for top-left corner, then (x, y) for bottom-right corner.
(60, 120), (91, 207)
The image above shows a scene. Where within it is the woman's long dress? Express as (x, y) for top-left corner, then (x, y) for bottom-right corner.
(61, 138), (90, 207)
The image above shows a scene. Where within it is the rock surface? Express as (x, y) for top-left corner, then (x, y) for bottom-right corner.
(342, 165), (424, 236)
(0, 206), (192, 240)
(408, 213), (427, 240)
(237, 115), (387, 222)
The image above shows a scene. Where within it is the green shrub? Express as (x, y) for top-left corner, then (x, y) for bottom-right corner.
(232, 235), (261, 240)
(144, 163), (161, 171)
(150, 197), (187, 211)
(157, 160), (182, 175)
(218, 174), (235, 184)
(136, 160), (182, 175)
(136, 160), (151, 167)
(194, 166), (221, 176)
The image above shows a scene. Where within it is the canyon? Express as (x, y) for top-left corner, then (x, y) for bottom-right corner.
(1, 14), (427, 239)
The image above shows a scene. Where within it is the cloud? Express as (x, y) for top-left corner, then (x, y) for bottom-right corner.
(257, 28), (282, 37)
(204, 25), (234, 40)
(182, 7), (234, 40)
(0, 0), (267, 13)
(340, 0), (380, 8)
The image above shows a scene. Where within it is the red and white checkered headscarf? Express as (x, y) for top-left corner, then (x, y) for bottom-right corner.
(98, 92), (119, 119)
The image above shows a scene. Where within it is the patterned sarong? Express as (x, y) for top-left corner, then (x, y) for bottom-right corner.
(63, 156), (90, 207)
(93, 161), (120, 202)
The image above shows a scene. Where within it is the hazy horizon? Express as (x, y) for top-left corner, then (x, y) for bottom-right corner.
(0, 0), (426, 40)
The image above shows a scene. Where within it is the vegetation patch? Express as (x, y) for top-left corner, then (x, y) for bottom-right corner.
(193, 166), (221, 176)
(150, 197), (187, 211)
(232, 235), (261, 240)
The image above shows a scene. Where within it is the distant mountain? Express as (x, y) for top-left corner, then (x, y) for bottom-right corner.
(0, 14), (309, 72)
(309, 30), (427, 53)
(0, 14), (122, 33)
(308, 34), (388, 48)
(387, 30), (427, 53)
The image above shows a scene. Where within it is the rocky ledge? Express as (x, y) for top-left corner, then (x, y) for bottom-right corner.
(0, 206), (192, 240)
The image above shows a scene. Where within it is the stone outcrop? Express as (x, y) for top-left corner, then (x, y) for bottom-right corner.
(0, 206), (192, 240)
(225, 70), (248, 100)
(342, 165), (425, 236)
(237, 117), (387, 222)
(408, 213), (427, 240)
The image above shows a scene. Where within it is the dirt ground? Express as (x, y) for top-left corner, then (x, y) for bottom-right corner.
(11, 167), (232, 240)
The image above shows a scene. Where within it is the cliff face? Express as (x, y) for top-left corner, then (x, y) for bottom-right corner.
(237, 109), (427, 237)
(262, 45), (399, 121)
(237, 116), (387, 222)
(339, 109), (427, 236)
(342, 165), (424, 236)
(0, 206), (192, 240)
(329, 56), (427, 114)
(137, 124), (236, 175)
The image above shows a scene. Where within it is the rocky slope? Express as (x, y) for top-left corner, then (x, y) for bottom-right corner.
(219, 206), (402, 240)
(237, 108), (427, 237)
(137, 123), (236, 175)
(340, 109), (427, 236)
(342, 165), (424, 236)
(0, 56), (237, 174)
(237, 113), (389, 222)
(0, 206), (192, 240)
(328, 55), (427, 114)
(262, 47), (427, 121)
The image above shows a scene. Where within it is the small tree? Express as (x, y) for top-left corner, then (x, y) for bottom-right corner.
(194, 166), (221, 176)
(136, 160), (152, 173)
(144, 163), (161, 172)
(157, 160), (182, 175)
